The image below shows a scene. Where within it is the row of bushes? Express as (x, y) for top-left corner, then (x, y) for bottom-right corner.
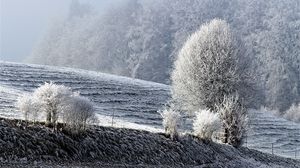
(161, 94), (247, 147)
(16, 82), (96, 134)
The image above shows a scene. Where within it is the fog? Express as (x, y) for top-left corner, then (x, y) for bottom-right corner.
(0, 0), (114, 62)
(1, 0), (299, 120)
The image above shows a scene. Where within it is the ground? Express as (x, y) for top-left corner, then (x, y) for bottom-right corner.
(0, 118), (299, 168)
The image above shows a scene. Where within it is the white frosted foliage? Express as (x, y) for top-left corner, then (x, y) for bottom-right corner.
(32, 82), (73, 124)
(193, 109), (221, 140)
(171, 19), (247, 112)
(160, 107), (181, 139)
(62, 95), (96, 133)
(284, 104), (300, 122)
(217, 94), (248, 147)
(15, 82), (96, 133)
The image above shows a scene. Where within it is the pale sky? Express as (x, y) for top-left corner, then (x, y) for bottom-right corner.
(0, 0), (73, 62)
(0, 0), (115, 62)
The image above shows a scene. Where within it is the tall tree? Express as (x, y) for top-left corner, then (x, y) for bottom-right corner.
(171, 19), (251, 112)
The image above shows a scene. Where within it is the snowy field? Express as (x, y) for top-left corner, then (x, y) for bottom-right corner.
(0, 61), (299, 159)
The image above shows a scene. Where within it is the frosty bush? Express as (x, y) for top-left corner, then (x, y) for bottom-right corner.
(217, 94), (248, 147)
(32, 82), (73, 125)
(62, 95), (96, 133)
(193, 109), (221, 140)
(284, 104), (300, 123)
(171, 19), (252, 113)
(15, 82), (96, 133)
(160, 106), (180, 140)
(16, 94), (38, 122)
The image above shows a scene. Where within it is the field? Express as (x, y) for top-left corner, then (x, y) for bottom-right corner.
(0, 61), (299, 159)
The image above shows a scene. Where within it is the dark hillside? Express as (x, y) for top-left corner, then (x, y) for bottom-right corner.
(0, 118), (299, 167)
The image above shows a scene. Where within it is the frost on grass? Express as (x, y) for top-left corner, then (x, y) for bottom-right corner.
(0, 117), (299, 167)
(193, 109), (221, 141)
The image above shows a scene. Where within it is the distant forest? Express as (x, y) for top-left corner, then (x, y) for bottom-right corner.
(28, 0), (300, 112)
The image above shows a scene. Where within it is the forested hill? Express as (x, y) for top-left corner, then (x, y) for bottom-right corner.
(28, 0), (300, 112)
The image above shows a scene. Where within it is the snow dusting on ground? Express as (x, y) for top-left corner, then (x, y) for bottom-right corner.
(0, 61), (299, 160)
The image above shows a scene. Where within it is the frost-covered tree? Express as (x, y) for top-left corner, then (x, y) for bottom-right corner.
(160, 105), (181, 140)
(284, 104), (300, 123)
(16, 94), (38, 121)
(193, 109), (221, 140)
(32, 82), (73, 125)
(15, 82), (96, 133)
(28, 0), (95, 68)
(172, 19), (251, 112)
(258, 12), (300, 112)
(16, 94), (32, 121)
(217, 94), (247, 147)
(62, 95), (96, 133)
(28, 0), (300, 115)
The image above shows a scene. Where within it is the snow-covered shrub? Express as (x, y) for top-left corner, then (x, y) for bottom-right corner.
(16, 94), (32, 121)
(193, 109), (221, 140)
(62, 95), (96, 133)
(171, 19), (252, 113)
(217, 94), (248, 147)
(160, 106), (180, 139)
(16, 94), (38, 121)
(32, 82), (72, 125)
(284, 104), (300, 123)
(15, 82), (96, 133)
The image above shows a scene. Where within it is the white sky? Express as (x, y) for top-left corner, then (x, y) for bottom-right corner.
(0, 0), (73, 62)
(0, 0), (123, 62)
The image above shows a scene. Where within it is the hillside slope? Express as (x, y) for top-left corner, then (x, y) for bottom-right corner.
(0, 118), (299, 168)
(0, 62), (299, 159)
(0, 61), (169, 131)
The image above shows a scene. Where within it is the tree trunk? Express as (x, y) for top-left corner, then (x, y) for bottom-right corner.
(46, 112), (52, 125)
(223, 128), (228, 143)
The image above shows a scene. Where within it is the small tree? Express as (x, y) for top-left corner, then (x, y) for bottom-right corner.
(217, 94), (248, 147)
(62, 95), (96, 134)
(160, 105), (180, 140)
(193, 109), (221, 140)
(15, 82), (96, 134)
(32, 82), (72, 125)
(16, 94), (34, 121)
